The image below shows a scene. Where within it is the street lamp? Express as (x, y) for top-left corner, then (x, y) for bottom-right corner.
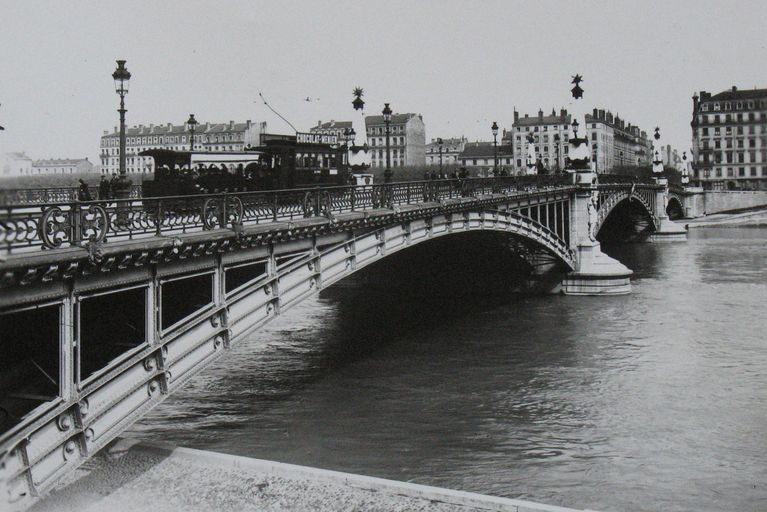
(554, 134), (561, 172)
(491, 121), (499, 175)
(112, 59), (132, 198)
(382, 103), (392, 183)
(437, 137), (443, 175)
(186, 114), (198, 151)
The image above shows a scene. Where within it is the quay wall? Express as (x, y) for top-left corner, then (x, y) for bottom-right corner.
(703, 190), (767, 214)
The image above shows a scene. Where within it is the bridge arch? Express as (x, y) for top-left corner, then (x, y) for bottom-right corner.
(666, 195), (684, 220)
(0, 207), (575, 504)
(594, 189), (659, 240)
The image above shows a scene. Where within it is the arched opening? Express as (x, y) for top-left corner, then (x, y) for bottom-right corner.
(597, 197), (655, 243)
(666, 196), (684, 220)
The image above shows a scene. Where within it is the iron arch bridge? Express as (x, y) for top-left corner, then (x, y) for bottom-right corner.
(593, 185), (660, 237)
(0, 175), (663, 508)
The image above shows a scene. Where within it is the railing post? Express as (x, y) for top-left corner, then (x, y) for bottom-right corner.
(221, 193), (228, 229)
(406, 183), (411, 204)
(71, 202), (82, 245)
(350, 185), (356, 211)
(155, 198), (162, 236)
(272, 192), (278, 222)
(314, 186), (321, 216)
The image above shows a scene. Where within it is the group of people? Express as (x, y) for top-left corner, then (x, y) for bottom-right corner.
(424, 167), (472, 181)
(76, 173), (125, 201)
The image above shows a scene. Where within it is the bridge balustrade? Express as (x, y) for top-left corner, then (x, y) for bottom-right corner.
(0, 176), (576, 255)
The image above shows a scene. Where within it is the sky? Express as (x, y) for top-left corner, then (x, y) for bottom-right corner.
(1, 0), (766, 164)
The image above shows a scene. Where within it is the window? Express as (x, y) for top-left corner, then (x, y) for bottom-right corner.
(739, 167), (745, 176)
(737, 102), (742, 109)
(715, 127), (721, 136)
(701, 104), (709, 111)
(751, 167), (757, 176)
(727, 167), (734, 177)
(714, 103), (721, 111)
(702, 127), (709, 136)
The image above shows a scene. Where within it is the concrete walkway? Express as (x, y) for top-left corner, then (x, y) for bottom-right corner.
(29, 440), (597, 512)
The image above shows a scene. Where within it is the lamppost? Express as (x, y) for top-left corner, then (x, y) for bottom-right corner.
(491, 121), (499, 176)
(112, 60), (132, 199)
(437, 137), (443, 175)
(343, 127), (355, 182)
(186, 114), (198, 151)
(382, 103), (392, 183)
(554, 134), (561, 172)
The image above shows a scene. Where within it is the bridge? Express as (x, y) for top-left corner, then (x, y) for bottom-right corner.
(0, 173), (687, 508)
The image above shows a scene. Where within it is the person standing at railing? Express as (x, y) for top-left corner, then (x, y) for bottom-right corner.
(98, 175), (111, 200)
(77, 179), (92, 201)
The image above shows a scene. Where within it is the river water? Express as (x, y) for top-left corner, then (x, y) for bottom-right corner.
(131, 227), (767, 512)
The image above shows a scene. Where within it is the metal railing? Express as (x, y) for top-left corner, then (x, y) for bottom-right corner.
(0, 174), (604, 254)
(0, 185), (142, 205)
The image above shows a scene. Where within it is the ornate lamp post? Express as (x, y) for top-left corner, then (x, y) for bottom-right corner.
(437, 137), (443, 175)
(186, 114), (198, 151)
(382, 103), (392, 183)
(491, 121), (499, 176)
(112, 60), (132, 199)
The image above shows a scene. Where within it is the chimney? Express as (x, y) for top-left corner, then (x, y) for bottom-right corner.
(229, 120), (235, 130)
(560, 108), (567, 117)
(692, 93), (699, 112)
(592, 108), (598, 118)
(732, 86), (738, 92)
(599, 109), (605, 120)
(514, 110), (519, 122)
(538, 109), (543, 120)
(524, 114), (529, 118)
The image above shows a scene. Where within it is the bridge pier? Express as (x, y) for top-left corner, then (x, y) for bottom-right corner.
(649, 178), (687, 241)
(561, 170), (632, 295)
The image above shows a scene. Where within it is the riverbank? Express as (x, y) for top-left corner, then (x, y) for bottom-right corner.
(685, 207), (767, 227)
(29, 440), (591, 512)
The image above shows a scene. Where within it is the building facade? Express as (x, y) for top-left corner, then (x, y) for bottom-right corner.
(1, 152), (33, 176)
(511, 109), (571, 173)
(309, 120), (353, 142)
(691, 86), (767, 190)
(364, 113), (425, 168)
(425, 137), (467, 167)
(584, 108), (651, 173)
(99, 120), (266, 175)
(32, 158), (94, 175)
(456, 142), (514, 175)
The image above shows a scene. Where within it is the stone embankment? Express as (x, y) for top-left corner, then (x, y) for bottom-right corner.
(29, 439), (596, 512)
(685, 207), (767, 228)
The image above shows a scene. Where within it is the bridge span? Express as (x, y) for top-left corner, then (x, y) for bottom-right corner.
(0, 174), (686, 509)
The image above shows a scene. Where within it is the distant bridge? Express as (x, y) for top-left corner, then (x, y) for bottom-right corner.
(0, 174), (685, 509)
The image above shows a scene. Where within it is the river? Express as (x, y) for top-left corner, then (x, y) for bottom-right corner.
(130, 226), (767, 512)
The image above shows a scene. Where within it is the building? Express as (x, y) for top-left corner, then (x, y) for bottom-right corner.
(1, 152), (33, 176)
(425, 137), (467, 167)
(511, 109), (571, 173)
(661, 144), (680, 168)
(584, 108), (652, 172)
(309, 120), (353, 142)
(364, 113), (425, 168)
(99, 120), (266, 175)
(691, 86), (767, 190)
(456, 141), (514, 175)
(31, 158), (94, 175)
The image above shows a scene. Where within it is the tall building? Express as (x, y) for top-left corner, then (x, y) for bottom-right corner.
(425, 137), (467, 167)
(584, 108), (651, 172)
(511, 109), (571, 173)
(364, 113), (425, 168)
(691, 86), (767, 190)
(456, 141), (514, 174)
(99, 120), (266, 175)
(32, 158), (94, 175)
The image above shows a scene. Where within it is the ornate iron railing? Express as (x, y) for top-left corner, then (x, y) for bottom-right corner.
(0, 185), (142, 205)
(0, 174), (594, 254)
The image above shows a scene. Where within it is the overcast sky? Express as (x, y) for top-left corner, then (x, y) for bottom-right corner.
(1, 0), (765, 163)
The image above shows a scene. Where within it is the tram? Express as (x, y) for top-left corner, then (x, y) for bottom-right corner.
(139, 132), (350, 198)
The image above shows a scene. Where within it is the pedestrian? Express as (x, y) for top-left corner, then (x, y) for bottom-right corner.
(98, 175), (110, 200)
(109, 172), (119, 199)
(77, 179), (92, 201)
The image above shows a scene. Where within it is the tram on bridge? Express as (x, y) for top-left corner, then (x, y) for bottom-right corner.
(140, 132), (350, 197)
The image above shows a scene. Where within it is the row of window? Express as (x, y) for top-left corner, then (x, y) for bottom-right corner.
(699, 125), (766, 137)
(700, 138), (761, 150)
(698, 112), (767, 124)
(367, 125), (406, 135)
(698, 150), (767, 164)
(102, 133), (244, 147)
(700, 99), (766, 112)
(370, 137), (406, 147)
(700, 166), (766, 178)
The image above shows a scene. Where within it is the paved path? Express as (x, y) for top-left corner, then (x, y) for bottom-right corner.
(685, 208), (767, 227)
(29, 440), (596, 512)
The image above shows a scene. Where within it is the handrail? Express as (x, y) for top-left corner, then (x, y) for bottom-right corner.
(0, 175), (641, 255)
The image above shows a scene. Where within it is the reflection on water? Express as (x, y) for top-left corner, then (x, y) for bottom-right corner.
(131, 227), (767, 512)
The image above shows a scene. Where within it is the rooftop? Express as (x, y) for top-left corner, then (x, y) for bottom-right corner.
(365, 113), (421, 126)
(459, 142), (513, 158)
(701, 86), (767, 102)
